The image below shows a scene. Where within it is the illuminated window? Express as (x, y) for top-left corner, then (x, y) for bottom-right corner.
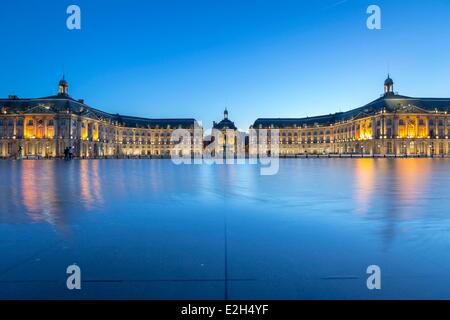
(407, 121), (416, 137)
(47, 126), (54, 138)
(36, 124), (44, 138)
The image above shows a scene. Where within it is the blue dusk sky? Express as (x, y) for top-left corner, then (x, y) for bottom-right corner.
(0, 0), (450, 130)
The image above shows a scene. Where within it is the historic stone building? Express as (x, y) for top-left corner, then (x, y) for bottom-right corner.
(251, 76), (450, 157)
(208, 109), (245, 157)
(0, 77), (203, 158)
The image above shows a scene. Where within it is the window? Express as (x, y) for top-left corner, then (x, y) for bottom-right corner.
(419, 119), (425, 126)
(387, 142), (393, 154)
(27, 120), (34, 126)
(399, 120), (405, 126)
(387, 128), (392, 137)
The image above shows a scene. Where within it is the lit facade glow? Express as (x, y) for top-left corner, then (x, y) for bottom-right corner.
(0, 77), (203, 158)
(250, 76), (450, 157)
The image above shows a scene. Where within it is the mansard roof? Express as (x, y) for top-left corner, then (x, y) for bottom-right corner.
(253, 94), (450, 129)
(213, 118), (237, 130)
(0, 95), (199, 129)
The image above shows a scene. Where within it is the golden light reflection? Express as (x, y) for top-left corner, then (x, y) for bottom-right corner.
(353, 159), (376, 215)
(353, 159), (432, 219)
(393, 159), (430, 212)
(21, 161), (57, 223)
(80, 160), (103, 210)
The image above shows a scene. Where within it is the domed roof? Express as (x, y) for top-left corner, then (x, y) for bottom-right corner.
(213, 118), (237, 130)
(384, 75), (394, 86)
(213, 109), (237, 130)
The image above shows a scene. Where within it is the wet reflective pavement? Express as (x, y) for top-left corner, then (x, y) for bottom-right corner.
(1, 159), (450, 299)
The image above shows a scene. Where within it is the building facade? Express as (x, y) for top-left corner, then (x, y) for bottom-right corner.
(251, 76), (450, 157)
(207, 109), (245, 157)
(0, 78), (203, 159)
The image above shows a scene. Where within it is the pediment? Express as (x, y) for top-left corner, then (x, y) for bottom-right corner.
(21, 103), (58, 114)
(352, 112), (371, 120)
(78, 108), (102, 121)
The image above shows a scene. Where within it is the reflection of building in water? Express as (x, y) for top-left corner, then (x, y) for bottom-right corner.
(80, 160), (103, 210)
(251, 76), (450, 157)
(12, 160), (107, 230)
(21, 161), (57, 223)
(353, 159), (376, 215)
(0, 76), (203, 158)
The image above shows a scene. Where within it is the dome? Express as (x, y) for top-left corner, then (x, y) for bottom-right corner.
(384, 75), (393, 86)
(213, 118), (237, 130)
